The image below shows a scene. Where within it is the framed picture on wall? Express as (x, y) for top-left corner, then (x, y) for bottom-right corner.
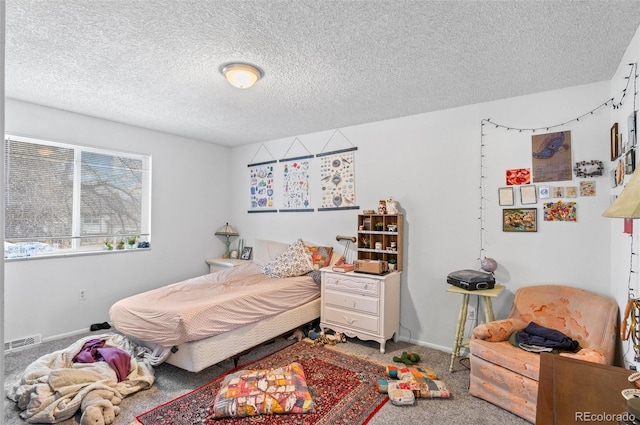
(520, 185), (537, 205)
(626, 149), (636, 174)
(538, 185), (550, 199)
(629, 112), (637, 149)
(503, 208), (537, 232)
(498, 187), (514, 206)
(611, 123), (620, 161)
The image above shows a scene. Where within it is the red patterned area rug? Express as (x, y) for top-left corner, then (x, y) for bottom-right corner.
(136, 341), (389, 425)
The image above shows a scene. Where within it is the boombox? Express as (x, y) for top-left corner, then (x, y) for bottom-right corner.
(354, 259), (388, 275)
(447, 269), (495, 291)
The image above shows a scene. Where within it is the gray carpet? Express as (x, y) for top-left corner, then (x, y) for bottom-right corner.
(4, 330), (531, 425)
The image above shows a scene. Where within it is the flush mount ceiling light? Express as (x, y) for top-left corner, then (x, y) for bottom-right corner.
(220, 63), (263, 89)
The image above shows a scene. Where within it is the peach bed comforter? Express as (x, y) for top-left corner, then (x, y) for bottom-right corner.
(109, 262), (319, 347)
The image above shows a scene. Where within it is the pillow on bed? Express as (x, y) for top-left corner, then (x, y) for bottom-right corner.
(210, 362), (315, 418)
(262, 239), (313, 278)
(307, 245), (334, 269)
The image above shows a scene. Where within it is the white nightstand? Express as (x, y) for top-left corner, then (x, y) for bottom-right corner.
(205, 257), (246, 273)
(320, 269), (401, 354)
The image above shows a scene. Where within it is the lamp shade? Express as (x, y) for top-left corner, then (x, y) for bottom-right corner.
(603, 167), (640, 218)
(221, 63), (263, 89)
(215, 222), (239, 237)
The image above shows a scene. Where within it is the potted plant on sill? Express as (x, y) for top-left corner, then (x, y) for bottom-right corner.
(127, 235), (138, 249)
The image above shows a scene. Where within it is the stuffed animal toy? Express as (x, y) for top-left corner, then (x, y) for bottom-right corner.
(80, 389), (122, 425)
(287, 329), (305, 342)
(386, 198), (400, 215)
(313, 332), (346, 346)
(392, 351), (420, 365)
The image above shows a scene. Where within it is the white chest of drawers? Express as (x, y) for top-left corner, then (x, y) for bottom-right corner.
(320, 269), (400, 353)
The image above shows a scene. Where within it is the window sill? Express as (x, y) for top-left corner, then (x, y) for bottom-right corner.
(5, 247), (152, 262)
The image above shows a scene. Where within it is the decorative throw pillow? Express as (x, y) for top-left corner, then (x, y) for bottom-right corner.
(307, 246), (334, 270)
(262, 239), (313, 278)
(306, 245), (334, 284)
(210, 362), (315, 418)
(387, 381), (416, 406)
(384, 365), (450, 399)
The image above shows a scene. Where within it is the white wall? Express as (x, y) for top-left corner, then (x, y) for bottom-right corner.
(4, 99), (231, 342)
(609, 24), (640, 368)
(1, 0), (7, 412)
(229, 81), (614, 352)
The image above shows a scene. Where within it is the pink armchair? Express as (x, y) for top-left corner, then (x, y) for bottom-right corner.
(468, 284), (619, 423)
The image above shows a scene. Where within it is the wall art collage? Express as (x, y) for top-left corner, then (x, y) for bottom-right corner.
(610, 112), (637, 188)
(499, 129), (607, 231)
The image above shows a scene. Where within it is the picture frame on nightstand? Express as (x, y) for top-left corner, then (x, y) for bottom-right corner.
(230, 249), (239, 259)
(241, 246), (253, 260)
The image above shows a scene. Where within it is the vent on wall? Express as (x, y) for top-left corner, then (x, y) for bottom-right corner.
(4, 334), (42, 352)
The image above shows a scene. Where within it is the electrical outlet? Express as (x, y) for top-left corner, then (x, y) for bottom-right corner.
(79, 289), (86, 301)
(467, 308), (475, 321)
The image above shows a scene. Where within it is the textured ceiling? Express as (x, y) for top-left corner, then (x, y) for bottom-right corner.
(6, 1), (640, 147)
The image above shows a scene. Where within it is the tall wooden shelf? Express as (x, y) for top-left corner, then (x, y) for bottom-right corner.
(357, 214), (403, 271)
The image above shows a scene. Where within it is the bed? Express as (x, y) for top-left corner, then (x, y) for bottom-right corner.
(109, 239), (335, 372)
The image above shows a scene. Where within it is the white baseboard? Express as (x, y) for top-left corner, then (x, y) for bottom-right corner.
(42, 327), (101, 343)
(396, 334), (453, 354)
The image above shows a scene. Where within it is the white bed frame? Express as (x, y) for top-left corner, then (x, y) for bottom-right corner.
(164, 298), (321, 372)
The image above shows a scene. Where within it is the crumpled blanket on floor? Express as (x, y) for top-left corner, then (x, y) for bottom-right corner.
(5, 333), (155, 424)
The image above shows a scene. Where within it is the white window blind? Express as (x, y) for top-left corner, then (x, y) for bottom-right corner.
(4, 135), (151, 258)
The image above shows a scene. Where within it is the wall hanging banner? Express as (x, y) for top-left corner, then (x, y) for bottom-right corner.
(248, 161), (277, 213)
(280, 158), (313, 212)
(317, 148), (359, 211)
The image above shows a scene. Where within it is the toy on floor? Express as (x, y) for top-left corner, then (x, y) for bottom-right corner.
(287, 329), (305, 342)
(378, 365), (450, 401)
(313, 332), (346, 346)
(308, 330), (321, 340)
(80, 389), (122, 425)
(288, 322), (320, 342)
(392, 351), (421, 365)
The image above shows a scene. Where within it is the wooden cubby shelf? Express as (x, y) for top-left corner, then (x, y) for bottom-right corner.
(357, 213), (404, 271)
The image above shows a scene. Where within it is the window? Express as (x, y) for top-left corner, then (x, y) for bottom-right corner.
(4, 135), (151, 258)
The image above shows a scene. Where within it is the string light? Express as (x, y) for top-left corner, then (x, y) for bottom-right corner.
(622, 63), (639, 363)
(483, 100), (612, 133)
(478, 120), (488, 263)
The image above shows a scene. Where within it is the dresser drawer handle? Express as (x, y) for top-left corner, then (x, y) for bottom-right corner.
(342, 316), (358, 325)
